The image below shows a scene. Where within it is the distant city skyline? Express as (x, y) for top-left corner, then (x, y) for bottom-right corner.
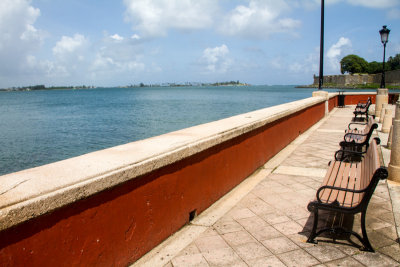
(0, 0), (399, 88)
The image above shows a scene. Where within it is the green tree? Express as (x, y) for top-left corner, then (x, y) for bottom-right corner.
(388, 54), (400, 70)
(340, 54), (369, 74)
(367, 61), (383, 74)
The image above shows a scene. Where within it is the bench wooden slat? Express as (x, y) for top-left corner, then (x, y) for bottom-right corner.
(321, 161), (344, 203)
(347, 163), (361, 207)
(333, 163), (352, 206)
(320, 161), (341, 202)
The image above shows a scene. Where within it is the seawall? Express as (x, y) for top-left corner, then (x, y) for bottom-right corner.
(313, 69), (400, 86)
(0, 92), (376, 266)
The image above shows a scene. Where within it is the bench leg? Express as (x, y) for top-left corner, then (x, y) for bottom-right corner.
(307, 208), (318, 244)
(360, 211), (374, 252)
(306, 209), (374, 252)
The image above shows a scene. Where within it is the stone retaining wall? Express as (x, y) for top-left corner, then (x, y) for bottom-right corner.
(313, 69), (400, 86)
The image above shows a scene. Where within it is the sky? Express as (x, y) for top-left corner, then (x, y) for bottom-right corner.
(0, 0), (400, 88)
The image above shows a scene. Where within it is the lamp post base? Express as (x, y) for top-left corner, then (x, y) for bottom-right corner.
(375, 88), (389, 118)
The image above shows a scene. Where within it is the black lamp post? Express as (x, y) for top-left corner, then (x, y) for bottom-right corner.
(379, 25), (390, 88)
(318, 0), (324, 90)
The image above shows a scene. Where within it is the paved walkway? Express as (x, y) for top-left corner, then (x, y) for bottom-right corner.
(134, 107), (400, 267)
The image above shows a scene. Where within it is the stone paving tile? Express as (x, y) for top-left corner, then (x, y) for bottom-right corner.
(232, 242), (272, 261)
(332, 241), (363, 256)
(234, 193), (259, 209)
(176, 243), (201, 257)
(171, 253), (209, 267)
(277, 249), (320, 267)
(377, 211), (396, 225)
(213, 219), (244, 235)
(250, 225), (283, 242)
(286, 233), (315, 248)
(366, 216), (394, 231)
(324, 256), (366, 267)
(374, 225), (399, 241)
(226, 207), (256, 220)
(273, 220), (304, 235)
(379, 243), (400, 262)
(246, 200), (275, 216)
(304, 245), (346, 263)
(195, 235), (230, 253)
(368, 230), (397, 248)
(199, 227), (219, 237)
(261, 236), (299, 254)
(246, 255), (286, 267)
(284, 207), (311, 221)
(236, 216), (269, 233)
(221, 230), (256, 247)
(202, 247), (247, 266)
(352, 251), (400, 266)
(260, 212), (292, 225)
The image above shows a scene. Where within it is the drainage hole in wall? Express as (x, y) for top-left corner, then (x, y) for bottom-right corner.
(189, 210), (197, 222)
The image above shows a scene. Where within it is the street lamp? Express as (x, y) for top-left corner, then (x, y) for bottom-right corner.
(379, 25), (390, 88)
(318, 0), (324, 90)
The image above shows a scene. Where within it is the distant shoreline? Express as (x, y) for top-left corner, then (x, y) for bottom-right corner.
(0, 81), (251, 92)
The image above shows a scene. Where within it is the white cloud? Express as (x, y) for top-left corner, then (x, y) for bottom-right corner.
(123, 0), (217, 37)
(53, 34), (89, 59)
(219, 0), (301, 39)
(131, 34), (141, 40)
(300, 0), (398, 8)
(201, 44), (232, 73)
(90, 34), (145, 77)
(327, 37), (352, 72)
(0, 0), (44, 77)
(110, 34), (124, 41)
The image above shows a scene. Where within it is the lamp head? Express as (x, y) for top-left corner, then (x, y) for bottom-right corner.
(380, 25), (390, 44)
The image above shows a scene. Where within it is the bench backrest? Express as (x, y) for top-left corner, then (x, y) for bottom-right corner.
(358, 139), (388, 207)
(344, 122), (377, 146)
(357, 98), (371, 111)
(326, 139), (387, 210)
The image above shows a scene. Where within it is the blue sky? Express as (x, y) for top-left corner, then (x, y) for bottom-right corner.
(1, 0), (399, 88)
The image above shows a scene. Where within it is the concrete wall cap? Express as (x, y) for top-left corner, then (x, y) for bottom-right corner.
(0, 96), (324, 231)
(342, 91), (377, 96)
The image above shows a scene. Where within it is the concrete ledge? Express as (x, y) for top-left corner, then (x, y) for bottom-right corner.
(0, 97), (325, 231)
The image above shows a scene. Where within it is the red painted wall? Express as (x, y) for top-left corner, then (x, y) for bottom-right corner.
(343, 94), (376, 105)
(0, 101), (326, 266)
(328, 96), (337, 111)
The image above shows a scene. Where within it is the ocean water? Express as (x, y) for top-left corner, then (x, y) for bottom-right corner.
(0, 85), (351, 176)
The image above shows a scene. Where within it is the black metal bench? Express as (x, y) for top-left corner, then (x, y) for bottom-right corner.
(353, 97), (372, 122)
(307, 138), (388, 251)
(355, 97), (371, 109)
(337, 119), (378, 161)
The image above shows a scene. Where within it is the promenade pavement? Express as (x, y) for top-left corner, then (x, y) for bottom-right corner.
(134, 106), (400, 267)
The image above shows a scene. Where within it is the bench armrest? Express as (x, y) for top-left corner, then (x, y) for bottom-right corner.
(316, 185), (367, 203)
(343, 132), (366, 141)
(348, 122), (367, 130)
(334, 149), (364, 162)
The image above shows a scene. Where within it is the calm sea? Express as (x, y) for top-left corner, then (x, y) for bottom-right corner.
(0, 85), (353, 176)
